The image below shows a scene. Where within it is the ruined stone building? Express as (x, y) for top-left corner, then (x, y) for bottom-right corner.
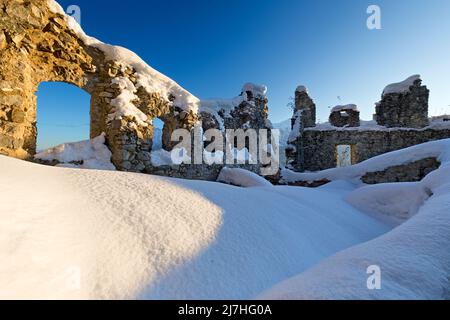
(0, 0), (271, 180)
(2, 0), (449, 182)
(286, 75), (450, 172)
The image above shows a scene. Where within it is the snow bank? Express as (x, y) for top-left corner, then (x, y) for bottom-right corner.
(35, 134), (116, 171)
(281, 138), (450, 185)
(47, 0), (200, 119)
(217, 167), (273, 188)
(261, 142), (450, 300)
(0, 155), (389, 299)
(346, 182), (432, 226)
(382, 75), (421, 97)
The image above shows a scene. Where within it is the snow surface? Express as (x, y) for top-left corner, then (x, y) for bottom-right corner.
(0, 155), (390, 299)
(261, 140), (450, 300)
(242, 83), (268, 98)
(34, 134), (116, 171)
(108, 77), (148, 127)
(217, 167), (273, 188)
(346, 182), (432, 226)
(47, 0), (200, 121)
(382, 75), (421, 97)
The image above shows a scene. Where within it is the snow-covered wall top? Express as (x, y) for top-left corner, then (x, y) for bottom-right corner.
(331, 104), (358, 113)
(382, 74), (421, 97)
(295, 85), (308, 93)
(242, 83), (268, 98)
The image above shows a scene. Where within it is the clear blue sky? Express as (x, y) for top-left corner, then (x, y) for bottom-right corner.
(37, 0), (450, 149)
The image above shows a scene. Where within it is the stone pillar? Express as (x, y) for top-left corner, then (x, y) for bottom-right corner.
(285, 86), (316, 172)
(295, 86), (316, 128)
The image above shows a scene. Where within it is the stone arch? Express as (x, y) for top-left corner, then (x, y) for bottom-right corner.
(0, 0), (198, 173)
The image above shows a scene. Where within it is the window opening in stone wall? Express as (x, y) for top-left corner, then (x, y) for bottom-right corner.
(36, 82), (90, 152)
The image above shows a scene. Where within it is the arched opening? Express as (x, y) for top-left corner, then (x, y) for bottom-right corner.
(36, 82), (91, 152)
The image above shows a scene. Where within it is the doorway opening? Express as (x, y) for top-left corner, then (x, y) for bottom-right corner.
(336, 144), (354, 168)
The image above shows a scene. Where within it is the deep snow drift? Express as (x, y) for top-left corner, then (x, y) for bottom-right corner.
(3, 137), (450, 299)
(0, 155), (389, 299)
(261, 139), (450, 300)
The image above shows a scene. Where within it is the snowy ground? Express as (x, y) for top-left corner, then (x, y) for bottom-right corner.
(262, 140), (450, 300)
(2, 139), (450, 300)
(0, 155), (389, 300)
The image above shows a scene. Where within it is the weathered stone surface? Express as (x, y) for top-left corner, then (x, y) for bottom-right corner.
(301, 128), (450, 172)
(362, 157), (440, 184)
(287, 79), (450, 174)
(0, 0), (198, 174)
(0, 32), (7, 50)
(294, 88), (316, 128)
(329, 109), (360, 128)
(375, 78), (429, 128)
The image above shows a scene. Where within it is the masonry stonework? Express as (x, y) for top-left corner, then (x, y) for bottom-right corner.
(329, 107), (360, 128)
(294, 87), (316, 128)
(288, 76), (450, 173)
(302, 128), (450, 172)
(375, 76), (429, 129)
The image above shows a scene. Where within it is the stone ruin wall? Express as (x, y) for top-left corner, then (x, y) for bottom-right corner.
(361, 157), (440, 184)
(0, 0), (274, 181)
(1, 0), (249, 178)
(301, 128), (450, 172)
(2, 0), (447, 183)
(375, 78), (429, 129)
(329, 109), (360, 128)
(287, 76), (450, 173)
